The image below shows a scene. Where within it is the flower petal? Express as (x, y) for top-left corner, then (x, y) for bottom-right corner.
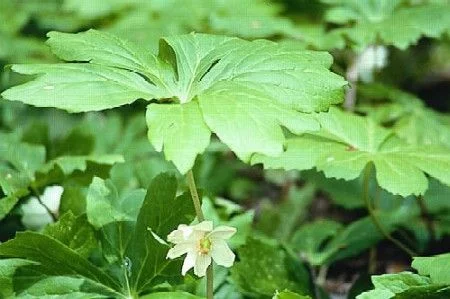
(208, 225), (237, 240)
(194, 254), (212, 277)
(167, 242), (195, 259)
(182, 250), (197, 276)
(167, 225), (191, 243)
(211, 239), (235, 267)
(193, 220), (213, 232)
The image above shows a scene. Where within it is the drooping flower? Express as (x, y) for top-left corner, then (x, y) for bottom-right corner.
(166, 221), (236, 277)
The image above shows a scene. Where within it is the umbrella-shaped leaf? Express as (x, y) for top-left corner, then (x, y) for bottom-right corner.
(2, 30), (345, 173)
(253, 107), (450, 196)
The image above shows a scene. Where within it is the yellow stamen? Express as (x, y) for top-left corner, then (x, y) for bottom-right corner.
(198, 237), (212, 255)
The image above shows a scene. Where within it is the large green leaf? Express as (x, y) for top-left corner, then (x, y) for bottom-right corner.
(321, 1), (450, 49)
(0, 172), (198, 297)
(2, 30), (345, 173)
(0, 259), (37, 298)
(253, 107), (450, 196)
(357, 271), (450, 299)
(0, 232), (119, 290)
(126, 173), (195, 293)
(412, 254), (450, 284)
(14, 276), (114, 299)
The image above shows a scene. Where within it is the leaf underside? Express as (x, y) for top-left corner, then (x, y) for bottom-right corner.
(1, 30), (346, 173)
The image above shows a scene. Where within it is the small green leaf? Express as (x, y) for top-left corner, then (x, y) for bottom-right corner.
(42, 155), (124, 176)
(140, 292), (203, 299)
(231, 238), (309, 297)
(202, 197), (254, 248)
(86, 177), (145, 228)
(0, 132), (45, 196)
(291, 220), (343, 264)
(291, 208), (417, 266)
(273, 290), (312, 299)
(0, 196), (20, 220)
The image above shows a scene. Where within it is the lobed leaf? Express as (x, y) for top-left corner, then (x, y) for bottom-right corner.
(2, 30), (346, 173)
(253, 108), (450, 196)
(321, 1), (450, 49)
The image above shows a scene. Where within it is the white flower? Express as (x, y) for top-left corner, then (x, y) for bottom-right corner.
(166, 221), (236, 277)
(356, 45), (388, 83)
(21, 185), (63, 230)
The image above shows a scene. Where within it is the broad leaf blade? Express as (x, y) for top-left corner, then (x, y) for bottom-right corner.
(127, 173), (195, 293)
(0, 232), (119, 290)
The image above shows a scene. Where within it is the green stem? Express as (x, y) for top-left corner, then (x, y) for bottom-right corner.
(187, 170), (204, 221)
(316, 265), (328, 287)
(362, 166), (416, 257)
(417, 195), (436, 241)
(206, 266), (214, 299)
(186, 170), (213, 299)
(368, 247), (377, 274)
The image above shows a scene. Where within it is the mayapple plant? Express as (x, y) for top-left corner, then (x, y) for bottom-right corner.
(1, 29), (346, 298)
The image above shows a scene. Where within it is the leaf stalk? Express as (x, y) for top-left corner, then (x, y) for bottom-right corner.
(362, 165), (417, 257)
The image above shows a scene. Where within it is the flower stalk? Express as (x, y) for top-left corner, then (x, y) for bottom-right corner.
(186, 170), (214, 299)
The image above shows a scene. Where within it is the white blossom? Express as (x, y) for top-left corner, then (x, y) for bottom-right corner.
(21, 185), (63, 230)
(166, 221), (236, 277)
(356, 45), (388, 83)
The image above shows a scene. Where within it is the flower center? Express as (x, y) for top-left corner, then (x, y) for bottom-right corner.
(198, 237), (212, 255)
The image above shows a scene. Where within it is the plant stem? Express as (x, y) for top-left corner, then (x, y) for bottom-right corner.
(186, 170), (213, 299)
(343, 55), (359, 111)
(316, 265), (329, 287)
(362, 166), (416, 257)
(187, 170), (205, 221)
(368, 247), (377, 274)
(417, 195), (436, 241)
(206, 266), (214, 299)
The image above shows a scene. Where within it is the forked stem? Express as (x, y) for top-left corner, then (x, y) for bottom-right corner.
(362, 165), (416, 257)
(186, 170), (213, 299)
